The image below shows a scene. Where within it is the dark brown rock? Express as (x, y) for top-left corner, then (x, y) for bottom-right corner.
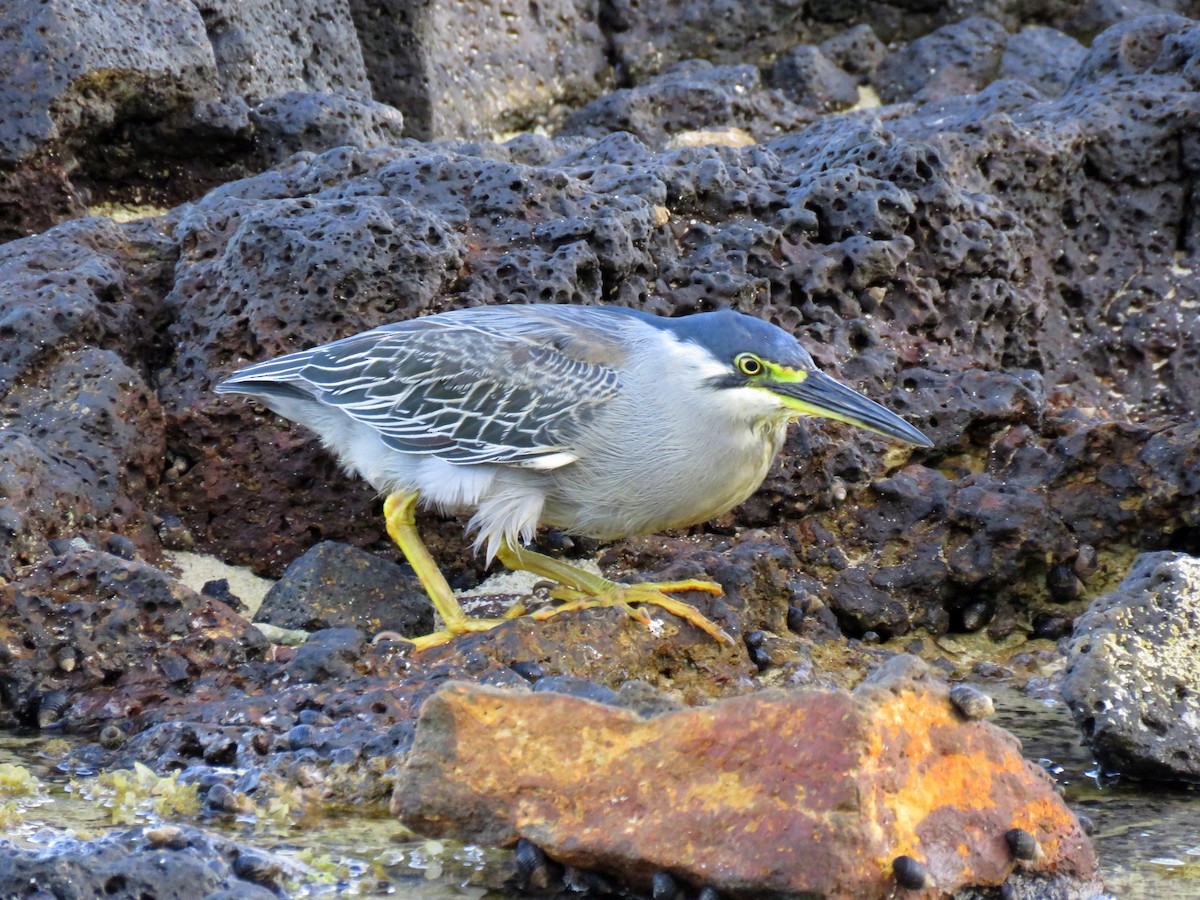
(393, 657), (1098, 897)
(0, 548), (261, 729)
(254, 540), (434, 637)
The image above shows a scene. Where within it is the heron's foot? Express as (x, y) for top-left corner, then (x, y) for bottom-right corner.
(534, 581), (732, 644)
(403, 616), (512, 651)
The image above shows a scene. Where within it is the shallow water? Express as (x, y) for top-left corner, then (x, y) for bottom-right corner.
(2, 683), (1199, 897)
(989, 685), (1200, 899)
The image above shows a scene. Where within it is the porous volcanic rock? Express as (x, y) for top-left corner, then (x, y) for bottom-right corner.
(1062, 551), (1200, 780)
(768, 44), (861, 112)
(393, 656), (1098, 897)
(0, 0), (384, 242)
(0, 824), (292, 899)
(0, 547), (266, 730)
(0, 214), (175, 579)
(349, 0), (609, 140)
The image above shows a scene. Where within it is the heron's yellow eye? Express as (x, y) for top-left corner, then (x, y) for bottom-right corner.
(736, 354), (764, 377)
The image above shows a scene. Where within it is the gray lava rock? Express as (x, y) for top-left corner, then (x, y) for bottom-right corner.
(769, 45), (861, 112)
(349, 0), (608, 139)
(1062, 551), (1200, 780)
(195, 0), (371, 101)
(254, 540), (434, 637)
(560, 60), (815, 145)
(999, 26), (1089, 97)
(873, 16), (1010, 104)
(0, 0), (218, 165)
(0, 825), (286, 899)
(249, 91), (405, 165)
(818, 25), (888, 81)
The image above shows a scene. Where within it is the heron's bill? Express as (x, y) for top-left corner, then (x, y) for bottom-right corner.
(770, 370), (933, 447)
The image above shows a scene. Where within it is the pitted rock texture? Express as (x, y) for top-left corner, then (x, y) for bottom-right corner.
(349, 0), (609, 140)
(194, 0), (371, 102)
(0, 548), (265, 730)
(393, 657), (1098, 898)
(0, 15), (1199, 806)
(0, 824), (289, 899)
(1062, 551), (1200, 780)
(0, 216), (175, 579)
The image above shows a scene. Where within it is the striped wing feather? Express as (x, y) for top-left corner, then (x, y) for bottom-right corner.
(230, 308), (625, 465)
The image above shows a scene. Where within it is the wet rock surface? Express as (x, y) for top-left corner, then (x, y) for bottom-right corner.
(1061, 551), (1200, 781)
(0, 823), (291, 899)
(2, 3), (1199, 896)
(394, 657), (1098, 897)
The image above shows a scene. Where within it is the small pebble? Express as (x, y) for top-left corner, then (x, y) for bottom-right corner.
(297, 709), (334, 727)
(1045, 563), (1081, 601)
(533, 676), (619, 706)
(510, 660), (545, 682)
(744, 630), (765, 649)
(105, 534), (139, 560)
(206, 783), (242, 813)
(283, 723), (321, 750)
(49, 536), (90, 555)
(949, 684), (995, 720)
(748, 646), (772, 671)
(1032, 613), (1073, 640)
(144, 825), (186, 849)
(861, 631), (882, 644)
(159, 654), (190, 683)
(1005, 827), (1042, 861)
(892, 855), (929, 890)
(1074, 544), (1097, 579)
(463, 650), (491, 674)
(785, 605), (805, 632)
(233, 849), (283, 884)
(697, 888), (721, 900)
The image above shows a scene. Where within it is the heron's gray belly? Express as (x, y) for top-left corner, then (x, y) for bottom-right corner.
(538, 424), (783, 540)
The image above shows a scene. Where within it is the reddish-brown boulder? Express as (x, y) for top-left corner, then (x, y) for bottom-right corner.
(393, 658), (1097, 897)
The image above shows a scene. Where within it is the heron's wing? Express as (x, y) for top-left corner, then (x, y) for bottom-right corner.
(224, 307), (627, 466)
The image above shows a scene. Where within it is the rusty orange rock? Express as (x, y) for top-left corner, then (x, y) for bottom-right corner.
(392, 657), (1097, 898)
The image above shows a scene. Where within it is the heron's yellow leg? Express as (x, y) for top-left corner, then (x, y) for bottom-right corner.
(383, 491), (506, 650)
(495, 542), (731, 643)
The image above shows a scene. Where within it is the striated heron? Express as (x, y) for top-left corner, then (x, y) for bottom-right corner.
(217, 304), (931, 649)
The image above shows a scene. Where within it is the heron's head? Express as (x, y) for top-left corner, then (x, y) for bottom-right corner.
(666, 310), (933, 447)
